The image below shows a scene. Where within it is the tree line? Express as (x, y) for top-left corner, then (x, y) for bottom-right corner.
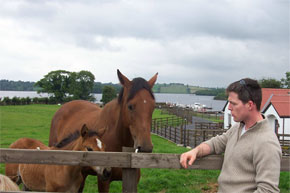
(0, 70), (119, 105)
(0, 78), (121, 94)
(1, 70), (289, 104)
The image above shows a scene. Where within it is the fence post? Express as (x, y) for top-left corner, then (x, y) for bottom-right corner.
(183, 119), (187, 147)
(122, 147), (137, 193)
(175, 127), (177, 143)
(169, 126), (172, 140)
(180, 123), (183, 145)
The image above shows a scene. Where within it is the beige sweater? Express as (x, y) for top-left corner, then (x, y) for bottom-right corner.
(205, 117), (282, 193)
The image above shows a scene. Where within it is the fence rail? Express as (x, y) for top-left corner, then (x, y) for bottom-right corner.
(1, 148), (289, 170)
(0, 148), (289, 193)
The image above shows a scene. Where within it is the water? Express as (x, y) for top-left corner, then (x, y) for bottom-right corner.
(0, 91), (227, 111)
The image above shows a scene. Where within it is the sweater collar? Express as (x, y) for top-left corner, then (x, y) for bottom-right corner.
(239, 114), (267, 132)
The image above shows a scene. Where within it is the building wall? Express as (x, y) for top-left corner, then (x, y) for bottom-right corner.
(223, 102), (236, 129)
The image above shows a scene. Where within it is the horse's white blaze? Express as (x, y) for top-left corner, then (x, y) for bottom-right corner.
(97, 139), (102, 149)
(93, 166), (103, 174)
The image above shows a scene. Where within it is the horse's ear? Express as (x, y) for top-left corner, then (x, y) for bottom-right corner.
(117, 69), (131, 88)
(148, 72), (158, 88)
(81, 124), (89, 138)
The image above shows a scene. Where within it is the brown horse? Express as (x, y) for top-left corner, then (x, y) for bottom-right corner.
(10, 125), (110, 192)
(49, 70), (158, 192)
(5, 138), (49, 184)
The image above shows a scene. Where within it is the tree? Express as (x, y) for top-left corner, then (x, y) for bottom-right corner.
(259, 78), (282, 88)
(281, 72), (290, 88)
(69, 71), (95, 101)
(101, 85), (117, 105)
(35, 70), (71, 103)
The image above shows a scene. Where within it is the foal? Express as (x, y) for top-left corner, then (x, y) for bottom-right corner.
(17, 124), (110, 192)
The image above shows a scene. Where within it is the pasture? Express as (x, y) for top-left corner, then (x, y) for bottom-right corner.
(0, 104), (289, 192)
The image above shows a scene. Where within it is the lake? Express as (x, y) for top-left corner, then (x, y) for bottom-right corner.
(0, 91), (227, 111)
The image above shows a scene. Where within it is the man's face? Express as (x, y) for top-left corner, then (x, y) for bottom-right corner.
(228, 92), (249, 122)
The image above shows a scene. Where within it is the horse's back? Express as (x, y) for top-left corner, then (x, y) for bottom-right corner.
(9, 138), (48, 149)
(5, 138), (48, 183)
(49, 100), (101, 146)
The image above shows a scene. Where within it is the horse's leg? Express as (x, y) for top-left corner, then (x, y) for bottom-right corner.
(97, 178), (110, 193)
(22, 184), (31, 191)
(78, 174), (88, 193)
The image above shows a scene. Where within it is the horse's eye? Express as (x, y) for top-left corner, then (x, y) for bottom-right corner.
(128, 104), (134, 111)
(86, 147), (93, 151)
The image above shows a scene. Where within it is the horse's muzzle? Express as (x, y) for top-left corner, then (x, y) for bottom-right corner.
(100, 167), (112, 181)
(136, 146), (153, 153)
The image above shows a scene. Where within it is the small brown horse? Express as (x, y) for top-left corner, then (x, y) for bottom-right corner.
(9, 125), (110, 192)
(49, 70), (158, 192)
(5, 138), (48, 184)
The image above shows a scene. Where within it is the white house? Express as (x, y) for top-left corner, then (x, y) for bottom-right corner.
(223, 88), (290, 139)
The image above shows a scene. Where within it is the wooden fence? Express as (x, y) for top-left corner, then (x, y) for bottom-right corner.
(151, 117), (290, 155)
(151, 117), (186, 145)
(0, 148), (289, 193)
(151, 117), (225, 147)
(159, 105), (224, 123)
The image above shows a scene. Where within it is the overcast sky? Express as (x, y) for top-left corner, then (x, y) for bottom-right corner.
(0, 0), (289, 87)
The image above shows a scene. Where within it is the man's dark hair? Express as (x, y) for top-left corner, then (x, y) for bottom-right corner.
(226, 78), (262, 111)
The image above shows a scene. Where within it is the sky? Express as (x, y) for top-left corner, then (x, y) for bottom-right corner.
(0, 0), (289, 87)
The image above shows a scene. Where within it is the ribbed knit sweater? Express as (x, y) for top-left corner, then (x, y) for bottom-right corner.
(205, 117), (282, 193)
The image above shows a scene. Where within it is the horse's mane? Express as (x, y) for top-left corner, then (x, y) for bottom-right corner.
(118, 77), (154, 104)
(54, 130), (99, 148)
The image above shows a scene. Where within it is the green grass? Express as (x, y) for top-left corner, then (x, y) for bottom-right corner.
(0, 105), (289, 192)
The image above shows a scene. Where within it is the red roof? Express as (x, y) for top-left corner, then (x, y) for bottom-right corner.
(261, 89), (290, 117)
(261, 88), (290, 110)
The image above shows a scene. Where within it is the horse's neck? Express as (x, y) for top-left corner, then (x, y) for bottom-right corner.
(50, 139), (81, 151)
(101, 100), (133, 147)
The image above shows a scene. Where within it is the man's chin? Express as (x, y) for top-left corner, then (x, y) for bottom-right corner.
(233, 116), (239, 122)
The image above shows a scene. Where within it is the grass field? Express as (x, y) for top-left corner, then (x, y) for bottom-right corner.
(0, 104), (289, 192)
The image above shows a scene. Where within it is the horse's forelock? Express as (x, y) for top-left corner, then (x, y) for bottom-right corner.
(118, 78), (154, 104)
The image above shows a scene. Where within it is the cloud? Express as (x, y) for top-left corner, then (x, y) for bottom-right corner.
(0, 0), (288, 87)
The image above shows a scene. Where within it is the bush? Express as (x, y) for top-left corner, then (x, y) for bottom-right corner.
(101, 85), (117, 105)
(26, 97), (31, 105)
(33, 97), (39, 104)
(3, 97), (11, 105)
(48, 97), (58, 104)
(20, 97), (27, 105)
(11, 97), (20, 105)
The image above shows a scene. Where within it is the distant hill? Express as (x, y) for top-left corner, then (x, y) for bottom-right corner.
(0, 80), (226, 99)
(152, 83), (207, 94)
(0, 80), (36, 91)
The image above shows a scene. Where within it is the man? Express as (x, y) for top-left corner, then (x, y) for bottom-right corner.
(180, 78), (282, 193)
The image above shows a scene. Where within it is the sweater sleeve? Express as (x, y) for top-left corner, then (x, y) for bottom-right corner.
(204, 126), (235, 154)
(253, 136), (282, 193)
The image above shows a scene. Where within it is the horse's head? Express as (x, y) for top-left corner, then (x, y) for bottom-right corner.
(80, 125), (111, 181)
(117, 70), (158, 153)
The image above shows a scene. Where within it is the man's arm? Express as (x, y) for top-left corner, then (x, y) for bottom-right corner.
(180, 143), (211, 169)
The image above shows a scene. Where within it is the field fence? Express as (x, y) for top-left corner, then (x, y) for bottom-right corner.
(0, 148), (289, 193)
